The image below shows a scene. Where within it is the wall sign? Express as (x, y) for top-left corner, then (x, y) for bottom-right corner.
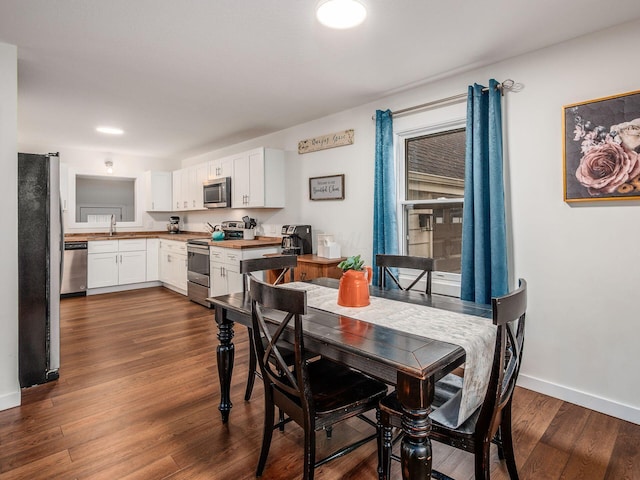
(298, 129), (354, 154)
(563, 89), (640, 202)
(309, 174), (345, 201)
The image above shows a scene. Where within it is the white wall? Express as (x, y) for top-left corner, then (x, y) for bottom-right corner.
(180, 20), (640, 423)
(0, 42), (20, 410)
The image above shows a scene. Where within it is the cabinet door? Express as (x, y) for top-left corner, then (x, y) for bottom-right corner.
(232, 153), (250, 208)
(172, 253), (188, 291)
(118, 251), (147, 285)
(226, 267), (243, 295)
(190, 163), (208, 210)
(180, 168), (190, 210)
(146, 239), (160, 281)
(88, 252), (119, 288)
(172, 170), (183, 211)
(145, 171), (172, 212)
(219, 157), (233, 178)
(247, 149), (265, 208)
(210, 261), (227, 297)
(159, 250), (171, 283)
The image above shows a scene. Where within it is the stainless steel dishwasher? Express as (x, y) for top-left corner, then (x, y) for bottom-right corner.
(61, 241), (88, 296)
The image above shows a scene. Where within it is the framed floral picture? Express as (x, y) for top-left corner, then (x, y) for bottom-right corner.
(563, 89), (640, 202)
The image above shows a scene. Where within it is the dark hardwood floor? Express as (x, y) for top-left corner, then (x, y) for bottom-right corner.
(0, 287), (638, 479)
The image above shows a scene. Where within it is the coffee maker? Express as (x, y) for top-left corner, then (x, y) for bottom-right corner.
(281, 225), (312, 255)
(167, 216), (180, 234)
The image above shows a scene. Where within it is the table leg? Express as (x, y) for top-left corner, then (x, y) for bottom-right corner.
(397, 374), (434, 480)
(215, 305), (235, 423)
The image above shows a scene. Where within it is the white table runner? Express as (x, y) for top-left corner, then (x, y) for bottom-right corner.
(285, 282), (496, 428)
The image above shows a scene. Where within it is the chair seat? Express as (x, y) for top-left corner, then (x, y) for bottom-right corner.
(265, 356), (387, 421)
(379, 373), (480, 435)
(308, 359), (388, 416)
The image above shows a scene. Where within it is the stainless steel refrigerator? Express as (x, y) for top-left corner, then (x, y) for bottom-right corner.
(18, 152), (62, 387)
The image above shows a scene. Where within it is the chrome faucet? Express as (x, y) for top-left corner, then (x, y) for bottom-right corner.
(109, 214), (116, 236)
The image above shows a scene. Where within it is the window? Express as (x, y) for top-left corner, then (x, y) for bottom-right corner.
(399, 125), (466, 295)
(75, 175), (136, 223)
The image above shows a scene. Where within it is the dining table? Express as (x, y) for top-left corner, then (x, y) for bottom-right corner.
(208, 277), (493, 480)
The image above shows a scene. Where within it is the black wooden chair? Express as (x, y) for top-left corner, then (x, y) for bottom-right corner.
(249, 277), (388, 480)
(240, 255), (298, 402)
(377, 279), (527, 480)
(376, 254), (435, 294)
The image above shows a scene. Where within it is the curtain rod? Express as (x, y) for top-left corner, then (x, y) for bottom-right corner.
(373, 79), (515, 120)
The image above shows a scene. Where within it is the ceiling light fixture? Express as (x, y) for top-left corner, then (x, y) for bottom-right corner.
(105, 160), (113, 174)
(96, 126), (124, 135)
(316, 0), (367, 29)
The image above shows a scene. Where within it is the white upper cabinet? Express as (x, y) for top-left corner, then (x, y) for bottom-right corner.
(189, 163), (208, 210)
(144, 171), (172, 212)
(208, 156), (233, 180)
(172, 169), (183, 211)
(171, 163), (208, 211)
(232, 147), (284, 208)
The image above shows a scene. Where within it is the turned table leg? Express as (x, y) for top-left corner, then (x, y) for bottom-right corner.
(215, 305), (235, 423)
(397, 374), (434, 480)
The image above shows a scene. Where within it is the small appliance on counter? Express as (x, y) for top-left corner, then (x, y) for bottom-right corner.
(281, 225), (312, 255)
(221, 221), (245, 240)
(167, 216), (180, 233)
(317, 234), (341, 259)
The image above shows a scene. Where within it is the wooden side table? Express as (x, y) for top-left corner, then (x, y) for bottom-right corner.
(265, 254), (345, 283)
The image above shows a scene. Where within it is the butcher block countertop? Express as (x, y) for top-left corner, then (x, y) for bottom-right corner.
(65, 232), (282, 249)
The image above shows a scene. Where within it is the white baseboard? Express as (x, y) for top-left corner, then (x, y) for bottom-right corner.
(518, 374), (639, 425)
(0, 389), (21, 412)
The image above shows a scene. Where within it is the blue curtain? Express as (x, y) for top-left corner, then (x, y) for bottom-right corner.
(372, 109), (399, 286)
(460, 79), (508, 304)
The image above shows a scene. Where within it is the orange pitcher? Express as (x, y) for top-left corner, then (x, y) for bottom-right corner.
(337, 268), (371, 307)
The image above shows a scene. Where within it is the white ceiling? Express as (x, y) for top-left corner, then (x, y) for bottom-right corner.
(2, 1), (640, 161)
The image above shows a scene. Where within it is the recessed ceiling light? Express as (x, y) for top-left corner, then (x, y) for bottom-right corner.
(316, 0), (367, 29)
(96, 126), (124, 135)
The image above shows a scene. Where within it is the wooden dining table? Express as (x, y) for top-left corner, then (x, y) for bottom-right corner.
(208, 277), (492, 480)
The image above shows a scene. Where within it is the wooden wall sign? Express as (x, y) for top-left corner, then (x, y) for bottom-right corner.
(298, 129), (354, 154)
(309, 174), (345, 201)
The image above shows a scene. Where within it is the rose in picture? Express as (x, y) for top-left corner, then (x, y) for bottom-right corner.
(610, 118), (640, 152)
(575, 141), (640, 195)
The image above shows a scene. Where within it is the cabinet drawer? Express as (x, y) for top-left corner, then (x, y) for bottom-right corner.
(88, 240), (118, 254)
(209, 246), (224, 262)
(160, 240), (187, 253)
(118, 239), (147, 251)
(224, 251), (241, 269)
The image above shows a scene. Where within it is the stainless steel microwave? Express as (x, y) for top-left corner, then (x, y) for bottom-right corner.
(203, 177), (232, 208)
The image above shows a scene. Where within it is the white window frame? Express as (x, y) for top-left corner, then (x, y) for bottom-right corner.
(394, 116), (466, 297)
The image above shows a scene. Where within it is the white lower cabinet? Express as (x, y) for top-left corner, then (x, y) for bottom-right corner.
(209, 246), (278, 297)
(88, 239), (147, 288)
(159, 239), (188, 293)
(87, 251), (119, 288)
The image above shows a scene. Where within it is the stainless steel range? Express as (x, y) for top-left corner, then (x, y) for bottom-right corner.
(187, 239), (211, 307)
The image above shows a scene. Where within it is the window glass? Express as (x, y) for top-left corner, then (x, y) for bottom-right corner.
(404, 128), (465, 274)
(75, 175), (136, 223)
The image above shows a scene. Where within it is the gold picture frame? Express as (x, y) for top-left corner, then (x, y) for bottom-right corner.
(563, 89), (640, 203)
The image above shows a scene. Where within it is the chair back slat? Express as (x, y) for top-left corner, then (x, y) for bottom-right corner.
(376, 254), (434, 294)
(477, 279), (527, 435)
(249, 277), (310, 405)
